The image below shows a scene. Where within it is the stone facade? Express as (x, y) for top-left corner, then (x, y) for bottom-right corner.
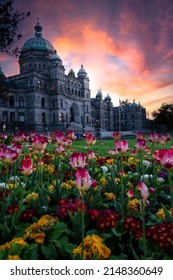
(113, 100), (147, 132)
(0, 22), (147, 134)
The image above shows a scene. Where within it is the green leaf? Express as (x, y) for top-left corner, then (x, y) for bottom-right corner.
(111, 227), (122, 238)
(0, 249), (6, 260)
(8, 243), (23, 256)
(53, 235), (75, 257)
(130, 243), (140, 260)
(47, 222), (67, 240)
(161, 204), (173, 223)
(41, 243), (58, 259)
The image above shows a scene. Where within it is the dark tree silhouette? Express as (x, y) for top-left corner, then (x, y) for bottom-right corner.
(0, 0), (30, 57)
(152, 103), (173, 130)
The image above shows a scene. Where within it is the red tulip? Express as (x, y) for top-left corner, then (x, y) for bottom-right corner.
(157, 149), (173, 170)
(19, 155), (33, 176)
(75, 169), (92, 191)
(115, 140), (130, 154)
(69, 152), (87, 169)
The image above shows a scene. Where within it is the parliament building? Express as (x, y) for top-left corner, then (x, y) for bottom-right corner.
(0, 22), (147, 134)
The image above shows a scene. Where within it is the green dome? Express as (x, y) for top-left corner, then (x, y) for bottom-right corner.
(78, 65), (87, 76)
(50, 51), (62, 61)
(105, 94), (111, 101)
(23, 37), (54, 52)
(130, 100), (138, 107)
(22, 22), (54, 53)
(96, 90), (102, 98)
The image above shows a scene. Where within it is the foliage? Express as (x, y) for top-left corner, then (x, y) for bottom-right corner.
(152, 103), (173, 130)
(0, 0), (30, 56)
(0, 131), (173, 260)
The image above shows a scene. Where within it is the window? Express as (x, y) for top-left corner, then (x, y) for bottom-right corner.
(59, 113), (64, 122)
(60, 100), (63, 108)
(19, 112), (25, 122)
(52, 113), (56, 123)
(2, 111), (8, 122)
(9, 96), (14, 106)
(52, 100), (55, 109)
(2, 98), (7, 107)
(19, 96), (24, 107)
(42, 112), (46, 123)
(10, 112), (15, 122)
(41, 98), (45, 108)
(38, 80), (41, 88)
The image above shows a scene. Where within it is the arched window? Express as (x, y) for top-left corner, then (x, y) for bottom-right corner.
(41, 98), (45, 108)
(38, 80), (41, 88)
(9, 96), (14, 106)
(19, 96), (24, 107)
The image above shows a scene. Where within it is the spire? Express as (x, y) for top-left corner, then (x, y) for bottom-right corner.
(34, 21), (42, 37)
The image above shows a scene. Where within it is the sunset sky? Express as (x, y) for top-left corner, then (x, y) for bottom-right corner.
(1, 0), (173, 118)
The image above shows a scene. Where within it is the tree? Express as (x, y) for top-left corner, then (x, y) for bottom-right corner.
(0, 0), (30, 57)
(152, 103), (173, 131)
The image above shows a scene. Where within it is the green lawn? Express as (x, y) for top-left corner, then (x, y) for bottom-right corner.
(71, 136), (173, 156)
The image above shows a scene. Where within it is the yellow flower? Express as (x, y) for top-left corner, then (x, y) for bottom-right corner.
(115, 178), (120, 184)
(14, 238), (28, 247)
(127, 181), (134, 188)
(23, 215), (58, 241)
(156, 208), (173, 219)
(47, 165), (55, 173)
(30, 232), (46, 244)
(62, 182), (72, 190)
(26, 192), (39, 201)
(7, 255), (21, 260)
(99, 177), (107, 185)
(48, 185), (55, 192)
(128, 198), (140, 211)
(73, 234), (111, 260)
(8, 183), (16, 189)
(104, 192), (116, 201)
(106, 159), (114, 165)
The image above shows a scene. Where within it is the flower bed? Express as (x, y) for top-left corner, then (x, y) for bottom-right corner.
(0, 130), (173, 260)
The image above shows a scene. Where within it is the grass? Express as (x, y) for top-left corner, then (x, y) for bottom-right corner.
(71, 136), (173, 156)
(46, 134), (173, 156)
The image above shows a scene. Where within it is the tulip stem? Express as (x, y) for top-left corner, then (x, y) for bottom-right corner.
(168, 171), (173, 209)
(141, 200), (147, 260)
(81, 192), (85, 260)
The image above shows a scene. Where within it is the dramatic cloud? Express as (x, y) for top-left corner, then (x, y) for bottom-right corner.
(1, 0), (173, 117)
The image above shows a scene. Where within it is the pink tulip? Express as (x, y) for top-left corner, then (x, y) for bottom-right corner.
(63, 137), (72, 147)
(54, 131), (65, 146)
(85, 132), (96, 146)
(157, 149), (173, 170)
(135, 139), (146, 151)
(112, 131), (121, 140)
(115, 140), (130, 154)
(75, 169), (92, 191)
(69, 152), (87, 169)
(32, 134), (47, 153)
(148, 132), (160, 144)
(87, 150), (97, 160)
(55, 145), (65, 154)
(19, 155), (33, 176)
(136, 132), (145, 140)
(65, 130), (77, 140)
(108, 149), (118, 156)
(127, 189), (135, 198)
(11, 142), (22, 154)
(0, 146), (18, 164)
(13, 131), (28, 144)
(137, 182), (149, 200)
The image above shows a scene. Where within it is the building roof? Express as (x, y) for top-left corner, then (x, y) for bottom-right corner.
(77, 65), (87, 76)
(22, 22), (54, 53)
